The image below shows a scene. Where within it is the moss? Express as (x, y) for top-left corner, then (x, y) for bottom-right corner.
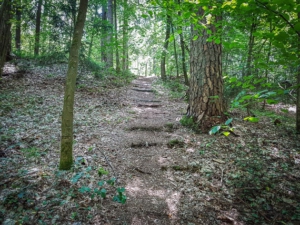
(167, 139), (185, 148)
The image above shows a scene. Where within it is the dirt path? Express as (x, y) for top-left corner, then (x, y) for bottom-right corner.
(99, 76), (189, 224)
(1, 70), (299, 225)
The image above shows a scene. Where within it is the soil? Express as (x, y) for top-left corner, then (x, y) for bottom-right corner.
(0, 63), (300, 225)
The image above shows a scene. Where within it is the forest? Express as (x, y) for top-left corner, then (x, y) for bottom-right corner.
(0, 0), (300, 224)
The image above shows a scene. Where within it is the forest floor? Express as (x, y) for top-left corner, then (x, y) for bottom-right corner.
(0, 62), (300, 225)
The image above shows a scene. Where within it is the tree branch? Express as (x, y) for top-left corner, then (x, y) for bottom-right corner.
(255, 0), (300, 36)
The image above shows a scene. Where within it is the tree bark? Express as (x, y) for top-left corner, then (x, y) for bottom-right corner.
(177, 0), (188, 85)
(296, 5), (300, 133)
(160, 14), (171, 81)
(188, 7), (225, 131)
(107, 0), (113, 68)
(0, 0), (13, 76)
(171, 23), (179, 78)
(101, 2), (108, 64)
(15, 0), (21, 52)
(34, 0), (42, 56)
(122, 0), (128, 72)
(60, 0), (89, 170)
(114, 0), (120, 73)
(245, 16), (257, 77)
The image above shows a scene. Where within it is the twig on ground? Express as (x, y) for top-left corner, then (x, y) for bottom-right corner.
(99, 149), (118, 184)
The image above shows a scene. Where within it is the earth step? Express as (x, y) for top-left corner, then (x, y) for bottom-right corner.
(131, 88), (153, 92)
(130, 142), (158, 148)
(137, 103), (161, 108)
(137, 99), (161, 103)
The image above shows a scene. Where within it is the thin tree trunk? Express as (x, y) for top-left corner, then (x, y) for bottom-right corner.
(177, 0), (188, 85)
(101, 2), (108, 63)
(245, 17), (257, 77)
(87, 6), (98, 58)
(15, 0), (21, 52)
(0, 0), (13, 76)
(188, 7), (225, 130)
(60, 0), (89, 170)
(34, 0), (42, 56)
(160, 14), (171, 81)
(171, 23), (179, 78)
(114, 0), (120, 72)
(122, 0), (128, 72)
(107, 0), (113, 68)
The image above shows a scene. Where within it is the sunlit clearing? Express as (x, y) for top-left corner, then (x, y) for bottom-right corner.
(126, 177), (144, 197)
(166, 192), (181, 219)
(186, 148), (195, 153)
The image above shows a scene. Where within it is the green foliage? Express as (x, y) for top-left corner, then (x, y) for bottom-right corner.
(21, 147), (44, 158)
(80, 58), (105, 79)
(33, 52), (68, 65)
(70, 165), (126, 203)
(113, 187), (127, 204)
(97, 167), (109, 177)
(209, 118), (234, 136)
(180, 115), (201, 133)
(228, 147), (300, 224)
(244, 116), (259, 123)
(155, 78), (188, 99)
(167, 139), (185, 148)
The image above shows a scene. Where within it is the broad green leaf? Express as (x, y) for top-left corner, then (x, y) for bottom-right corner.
(225, 118), (233, 126)
(71, 172), (83, 183)
(266, 99), (278, 104)
(209, 125), (221, 135)
(99, 188), (107, 198)
(98, 167), (109, 177)
(280, 108), (289, 113)
(98, 181), (105, 186)
(215, 38), (221, 44)
(229, 77), (237, 83)
(294, 22), (300, 31)
(244, 117), (259, 123)
(193, 35), (198, 41)
(79, 186), (91, 193)
(117, 187), (125, 193)
(222, 131), (230, 137)
(107, 178), (116, 186)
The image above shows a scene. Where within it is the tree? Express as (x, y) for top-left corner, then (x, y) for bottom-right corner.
(114, 0), (120, 72)
(34, 0), (42, 56)
(121, 0), (129, 72)
(60, 0), (89, 170)
(107, 0), (113, 68)
(15, 0), (21, 52)
(188, 6), (225, 130)
(297, 1), (300, 133)
(0, 0), (13, 76)
(160, 13), (171, 81)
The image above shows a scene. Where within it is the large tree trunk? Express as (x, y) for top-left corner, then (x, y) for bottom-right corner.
(160, 14), (171, 81)
(60, 0), (88, 170)
(15, 0), (21, 52)
(188, 7), (225, 131)
(107, 0), (113, 68)
(34, 0), (42, 56)
(0, 0), (13, 76)
(296, 6), (300, 133)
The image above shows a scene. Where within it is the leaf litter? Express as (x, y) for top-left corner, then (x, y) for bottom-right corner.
(0, 62), (300, 225)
